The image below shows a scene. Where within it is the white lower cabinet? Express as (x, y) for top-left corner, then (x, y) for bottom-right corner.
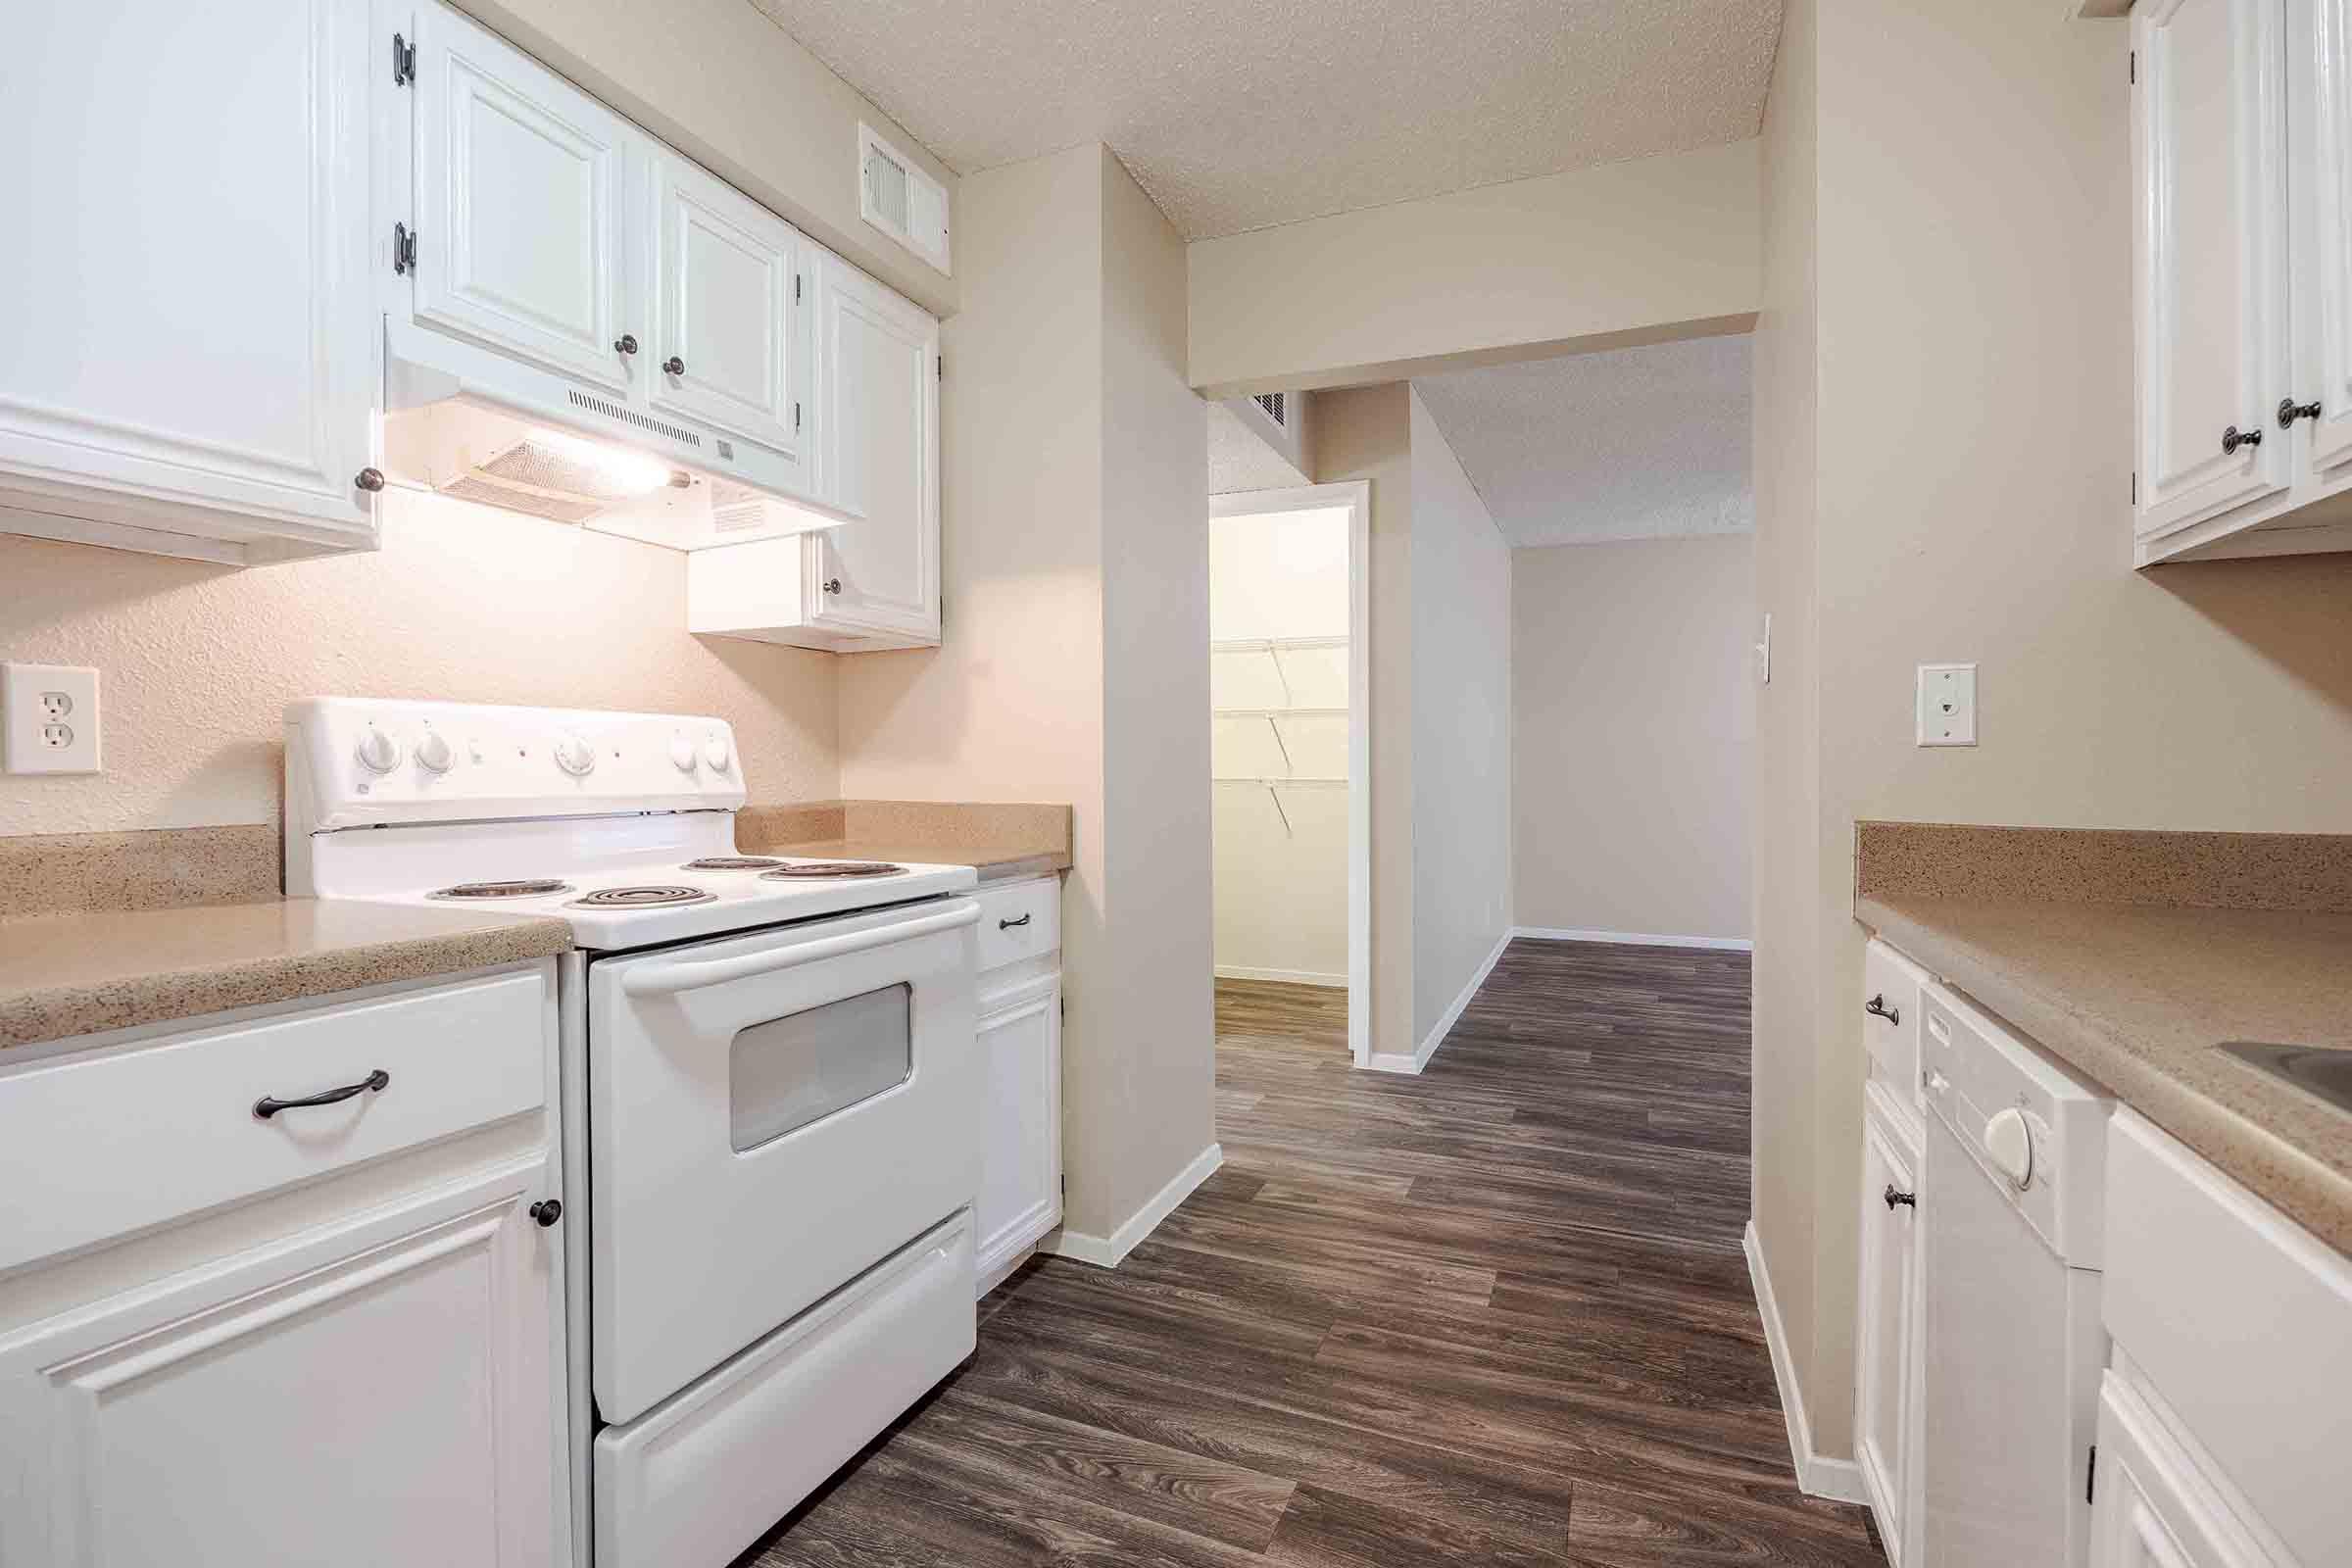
(971, 876), (1063, 1293)
(0, 964), (567, 1566)
(2091, 1372), (2289, 1568)
(1855, 1079), (1926, 1567)
(0, 1162), (562, 1568)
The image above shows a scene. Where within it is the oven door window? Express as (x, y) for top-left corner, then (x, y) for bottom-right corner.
(728, 982), (913, 1152)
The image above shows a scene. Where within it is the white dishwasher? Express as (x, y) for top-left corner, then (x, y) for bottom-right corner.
(1918, 982), (2112, 1568)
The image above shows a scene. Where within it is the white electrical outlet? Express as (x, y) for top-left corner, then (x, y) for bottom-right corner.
(4, 663), (101, 774)
(1916, 662), (1977, 747)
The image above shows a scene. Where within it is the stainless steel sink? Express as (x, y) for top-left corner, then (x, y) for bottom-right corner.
(2220, 1041), (2352, 1117)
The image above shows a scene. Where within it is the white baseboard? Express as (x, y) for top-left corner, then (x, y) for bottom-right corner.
(1744, 1220), (1868, 1504)
(1365, 929), (1510, 1075)
(1512, 925), (1753, 953)
(1041, 1143), (1223, 1269)
(1214, 965), (1348, 988)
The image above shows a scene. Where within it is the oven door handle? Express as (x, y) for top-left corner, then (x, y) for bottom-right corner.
(618, 900), (979, 997)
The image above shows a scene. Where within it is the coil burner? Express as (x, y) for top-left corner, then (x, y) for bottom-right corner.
(569, 886), (718, 908)
(429, 879), (572, 900)
(759, 861), (906, 880)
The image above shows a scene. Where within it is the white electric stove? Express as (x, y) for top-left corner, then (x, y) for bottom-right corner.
(285, 698), (984, 1568)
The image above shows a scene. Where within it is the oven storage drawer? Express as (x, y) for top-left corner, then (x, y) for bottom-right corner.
(975, 876), (1058, 973)
(589, 897), (979, 1424)
(0, 966), (551, 1274)
(594, 1209), (974, 1568)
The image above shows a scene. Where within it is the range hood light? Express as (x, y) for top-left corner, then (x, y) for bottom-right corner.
(526, 427), (674, 497)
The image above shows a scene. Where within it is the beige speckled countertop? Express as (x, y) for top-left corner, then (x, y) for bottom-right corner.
(1856, 896), (2352, 1256)
(760, 838), (1068, 883)
(0, 901), (573, 1052)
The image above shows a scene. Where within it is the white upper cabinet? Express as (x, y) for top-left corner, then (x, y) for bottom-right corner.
(687, 248), (943, 652)
(2133, 0), (2290, 543)
(0, 0), (378, 564)
(808, 250), (942, 643)
(646, 155), (813, 472)
(2291, 0), (2352, 478)
(409, 2), (634, 393)
(2134, 0), (2352, 562)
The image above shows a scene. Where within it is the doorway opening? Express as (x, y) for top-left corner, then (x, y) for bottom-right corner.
(1207, 483), (1370, 1066)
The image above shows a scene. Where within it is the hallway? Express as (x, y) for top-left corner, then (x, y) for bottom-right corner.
(748, 940), (1883, 1565)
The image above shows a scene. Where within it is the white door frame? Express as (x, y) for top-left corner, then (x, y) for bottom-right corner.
(1208, 481), (1373, 1068)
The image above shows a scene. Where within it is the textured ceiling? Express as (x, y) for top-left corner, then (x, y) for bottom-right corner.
(1413, 335), (1752, 548)
(747, 0), (1783, 239)
(1208, 400), (1309, 496)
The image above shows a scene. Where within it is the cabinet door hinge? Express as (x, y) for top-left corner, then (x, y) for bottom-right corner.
(2131, 470), (2136, 506)
(393, 32), (416, 86)
(2085, 1444), (2097, 1504)
(794, 401), (803, 432)
(393, 222), (417, 276)
(795, 272), (803, 303)
(936, 354), (943, 381)
(2129, 51), (2135, 86)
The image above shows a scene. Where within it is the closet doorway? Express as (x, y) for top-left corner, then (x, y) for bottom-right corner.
(1208, 483), (1370, 1066)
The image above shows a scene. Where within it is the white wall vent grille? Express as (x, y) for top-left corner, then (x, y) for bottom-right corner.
(1253, 392), (1288, 427)
(858, 122), (951, 276)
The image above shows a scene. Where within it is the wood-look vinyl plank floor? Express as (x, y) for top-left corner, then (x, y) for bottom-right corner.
(744, 939), (1883, 1567)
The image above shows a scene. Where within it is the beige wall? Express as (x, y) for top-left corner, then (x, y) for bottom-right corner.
(1513, 536), (1753, 943)
(1406, 391), (1514, 1047)
(1097, 145), (1218, 1234)
(1749, 0), (1826, 1461)
(0, 498), (838, 837)
(1312, 386), (1416, 1058)
(455, 0), (958, 316)
(1188, 141), (1762, 398)
(837, 146), (1215, 1244)
(1753, 0), (2352, 1463)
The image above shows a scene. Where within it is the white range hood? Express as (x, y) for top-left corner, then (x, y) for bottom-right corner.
(379, 317), (844, 552)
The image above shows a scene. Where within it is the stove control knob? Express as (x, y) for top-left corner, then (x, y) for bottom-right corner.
(1984, 1106), (2034, 1190)
(554, 733), (596, 777)
(414, 730), (454, 774)
(354, 727), (399, 775)
(668, 733), (698, 772)
(704, 733), (732, 772)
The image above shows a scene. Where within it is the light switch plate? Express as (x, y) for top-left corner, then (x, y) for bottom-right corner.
(1916, 662), (1977, 747)
(4, 663), (101, 774)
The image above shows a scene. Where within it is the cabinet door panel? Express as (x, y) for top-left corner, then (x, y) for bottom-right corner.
(2133, 0), (2290, 540)
(974, 980), (1060, 1281)
(412, 3), (632, 391)
(0, 0), (374, 541)
(2090, 1378), (2285, 1568)
(0, 1163), (562, 1568)
(808, 254), (941, 642)
(2297, 0), (2352, 478)
(648, 156), (810, 468)
(1856, 1086), (1923, 1567)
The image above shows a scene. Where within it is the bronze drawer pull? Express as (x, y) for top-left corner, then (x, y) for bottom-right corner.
(254, 1068), (389, 1120)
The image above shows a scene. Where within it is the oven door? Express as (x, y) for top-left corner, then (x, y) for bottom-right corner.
(588, 897), (979, 1425)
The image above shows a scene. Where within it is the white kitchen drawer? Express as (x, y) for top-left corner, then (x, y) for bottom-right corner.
(1863, 938), (1929, 1108)
(595, 1208), (973, 1567)
(2104, 1109), (2352, 1567)
(975, 875), (1059, 974)
(0, 966), (551, 1275)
